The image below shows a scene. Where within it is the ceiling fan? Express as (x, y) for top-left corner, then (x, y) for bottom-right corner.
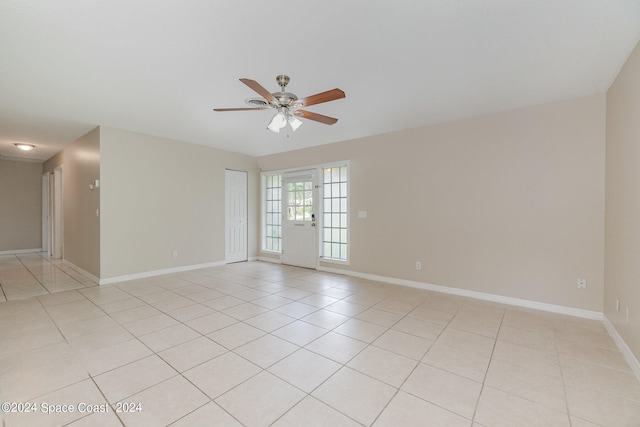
(214, 75), (345, 134)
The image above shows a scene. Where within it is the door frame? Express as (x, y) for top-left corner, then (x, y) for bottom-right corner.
(281, 169), (318, 269)
(42, 173), (49, 252)
(51, 166), (63, 259)
(225, 169), (248, 263)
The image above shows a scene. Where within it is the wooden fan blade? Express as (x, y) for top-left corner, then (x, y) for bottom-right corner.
(213, 107), (267, 112)
(296, 110), (339, 125)
(297, 88), (345, 107)
(239, 78), (277, 103)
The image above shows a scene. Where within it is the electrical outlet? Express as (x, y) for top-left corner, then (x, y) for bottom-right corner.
(172, 250), (178, 258)
(415, 261), (422, 270)
(577, 278), (587, 289)
(616, 297), (621, 312)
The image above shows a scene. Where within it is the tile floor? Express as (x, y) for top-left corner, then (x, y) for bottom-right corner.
(0, 255), (639, 426)
(0, 254), (97, 302)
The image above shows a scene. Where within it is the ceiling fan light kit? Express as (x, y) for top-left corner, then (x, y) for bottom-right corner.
(289, 116), (303, 131)
(214, 75), (345, 134)
(267, 110), (288, 133)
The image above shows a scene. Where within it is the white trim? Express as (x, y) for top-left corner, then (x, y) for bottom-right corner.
(261, 160), (350, 176)
(99, 261), (226, 285)
(52, 165), (64, 259)
(319, 163), (350, 263)
(282, 173), (314, 183)
(225, 169), (249, 263)
(62, 260), (100, 284)
(261, 172), (283, 254)
(258, 256), (282, 264)
(317, 265), (640, 379)
(262, 249), (282, 255)
(602, 315), (640, 381)
(0, 248), (42, 255)
(260, 161), (352, 261)
(317, 266), (603, 320)
(320, 257), (351, 266)
(281, 169), (318, 269)
(42, 173), (49, 252)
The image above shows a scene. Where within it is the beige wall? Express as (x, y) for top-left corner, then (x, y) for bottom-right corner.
(0, 160), (42, 252)
(43, 127), (101, 277)
(605, 41), (640, 360)
(259, 95), (606, 311)
(100, 127), (258, 279)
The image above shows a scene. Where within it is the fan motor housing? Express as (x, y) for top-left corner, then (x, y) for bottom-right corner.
(245, 98), (269, 107)
(273, 92), (298, 106)
(245, 93), (299, 108)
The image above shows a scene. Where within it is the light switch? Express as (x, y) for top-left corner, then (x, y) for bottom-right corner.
(358, 211), (367, 218)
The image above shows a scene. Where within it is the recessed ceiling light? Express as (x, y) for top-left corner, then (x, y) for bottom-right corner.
(15, 143), (35, 151)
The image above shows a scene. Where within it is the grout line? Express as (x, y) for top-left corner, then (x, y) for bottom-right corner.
(0, 262), (634, 426)
(87, 376), (126, 427)
(0, 269), (8, 301)
(555, 318), (575, 426)
(14, 253), (50, 296)
(368, 300), (462, 425)
(469, 306), (506, 424)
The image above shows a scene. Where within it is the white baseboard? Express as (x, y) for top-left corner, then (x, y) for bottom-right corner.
(0, 248), (42, 256)
(317, 266), (603, 320)
(258, 256), (282, 264)
(602, 315), (640, 381)
(62, 260), (100, 284)
(317, 266), (640, 377)
(99, 261), (226, 285)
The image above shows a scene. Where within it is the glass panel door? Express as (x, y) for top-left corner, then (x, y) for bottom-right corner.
(281, 171), (317, 269)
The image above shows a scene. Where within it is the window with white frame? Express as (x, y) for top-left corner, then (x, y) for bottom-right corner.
(263, 173), (282, 252)
(321, 165), (348, 261)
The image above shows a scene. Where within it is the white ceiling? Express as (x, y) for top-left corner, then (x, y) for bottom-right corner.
(1, 1), (639, 162)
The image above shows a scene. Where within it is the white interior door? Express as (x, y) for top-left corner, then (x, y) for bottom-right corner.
(42, 173), (49, 252)
(281, 170), (317, 269)
(225, 169), (248, 263)
(48, 171), (54, 256)
(52, 166), (63, 259)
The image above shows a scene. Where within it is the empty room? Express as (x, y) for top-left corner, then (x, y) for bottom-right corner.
(1, 2), (639, 426)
